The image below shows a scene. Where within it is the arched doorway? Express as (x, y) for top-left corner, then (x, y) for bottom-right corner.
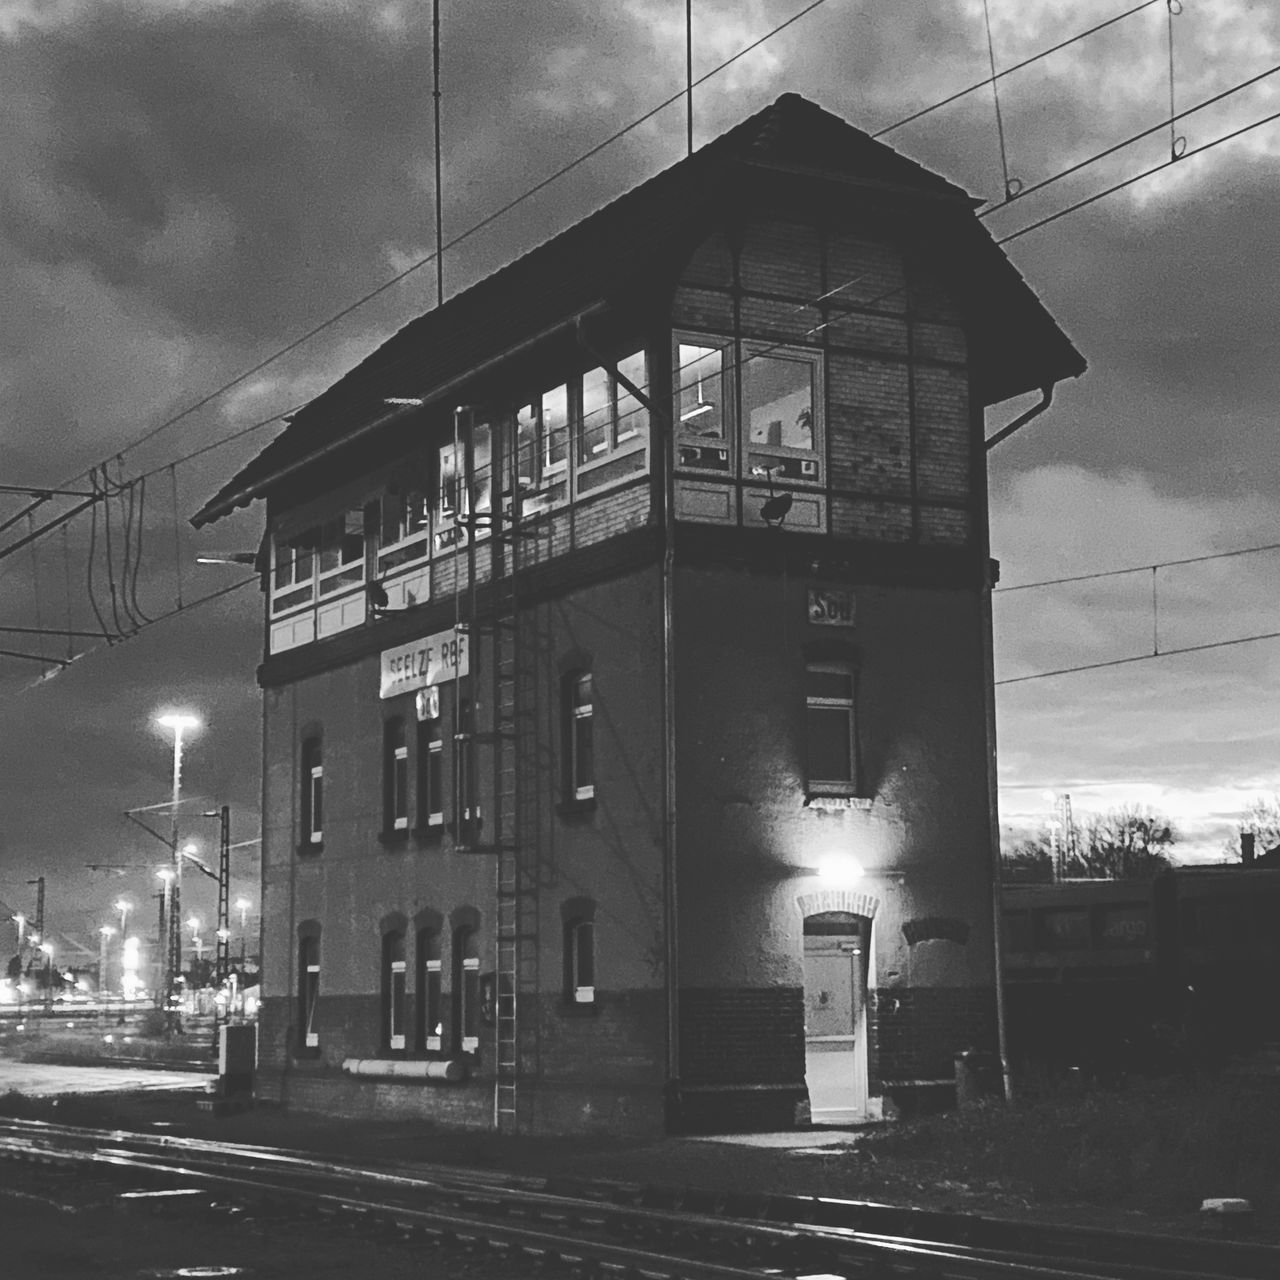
(803, 910), (870, 1123)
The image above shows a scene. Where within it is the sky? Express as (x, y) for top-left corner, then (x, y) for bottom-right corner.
(1, 0), (1278, 952)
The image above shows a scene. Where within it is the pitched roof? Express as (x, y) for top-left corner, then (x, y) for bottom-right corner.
(194, 93), (1084, 527)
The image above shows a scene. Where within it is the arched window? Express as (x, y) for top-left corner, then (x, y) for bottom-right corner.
(382, 931), (407, 1052)
(300, 736), (323, 848)
(383, 717), (408, 833)
(452, 924), (480, 1053)
(416, 718), (443, 831)
(562, 671), (594, 802)
(415, 926), (442, 1052)
(298, 934), (320, 1049)
(564, 918), (595, 1006)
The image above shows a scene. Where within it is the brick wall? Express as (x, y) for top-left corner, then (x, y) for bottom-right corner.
(869, 985), (997, 1086)
(678, 987), (806, 1086)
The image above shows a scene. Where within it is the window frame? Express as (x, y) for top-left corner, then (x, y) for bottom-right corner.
(512, 384), (572, 517)
(575, 350), (650, 496)
(415, 928), (443, 1052)
(383, 717), (409, 835)
(563, 671), (595, 804)
(300, 736), (323, 849)
(382, 931), (408, 1053)
(270, 530), (318, 617)
(298, 935), (320, 1049)
(672, 334), (734, 474)
(377, 487), (431, 577)
(804, 658), (859, 797)
(316, 508), (368, 598)
(564, 917), (595, 1007)
(415, 718), (444, 832)
(435, 423), (493, 550)
(740, 339), (824, 486)
(452, 926), (480, 1054)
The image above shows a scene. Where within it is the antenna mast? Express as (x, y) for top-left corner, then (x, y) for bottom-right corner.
(433, 0), (444, 306)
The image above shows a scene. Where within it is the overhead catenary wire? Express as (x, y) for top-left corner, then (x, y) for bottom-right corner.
(980, 0), (1020, 200)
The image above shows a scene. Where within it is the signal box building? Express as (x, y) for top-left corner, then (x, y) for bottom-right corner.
(196, 94), (1083, 1134)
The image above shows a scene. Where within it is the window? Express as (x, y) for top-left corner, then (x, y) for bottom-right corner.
(415, 929), (443, 1051)
(382, 931), (407, 1051)
(436, 423), (492, 548)
(805, 660), (857, 795)
(742, 345), (821, 483)
(563, 672), (594, 802)
(271, 530), (318, 615)
(378, 487), (430, 573)
(416, 719), (444, 830)
(675, 339), (730, 471)
(454, 696), (479, 842)
(383, 718), (408, 833)
(300, 737), (323, 847)
(317, 509), (367, 596)
(298, 935), (320, 1048)
(577, 351), (649, 493)
(452, 926), (480, 1053)
(513, 385), (570, 515)
(564, 917), (595, 1006)
(674, 334), (823, 484)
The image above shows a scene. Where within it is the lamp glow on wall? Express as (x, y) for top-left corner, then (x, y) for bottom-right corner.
(815, 853), (864, 888)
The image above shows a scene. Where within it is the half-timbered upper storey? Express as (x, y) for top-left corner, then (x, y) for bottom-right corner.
(194, 94), (1083, 659)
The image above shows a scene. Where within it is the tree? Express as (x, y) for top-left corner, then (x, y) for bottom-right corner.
(1000, 828), (1055, 883)
(1069, 805), (1176, 880)
(1221, 793), (1280, 860)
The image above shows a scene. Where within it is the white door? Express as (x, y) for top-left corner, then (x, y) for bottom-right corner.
(804, 927), (867, 1123)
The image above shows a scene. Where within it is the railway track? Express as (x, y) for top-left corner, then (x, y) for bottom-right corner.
(0, 1117), (1274, 1280)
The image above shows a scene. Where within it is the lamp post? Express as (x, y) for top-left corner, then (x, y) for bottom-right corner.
(156, 711), (199, 1025)
(38, 941), (54, 1014)
(155, 868), (174, 1007)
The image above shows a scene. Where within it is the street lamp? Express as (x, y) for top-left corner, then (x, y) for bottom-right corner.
(156, 711), (200, 1022)
(114, 897), (132, 936)
(38, 941), (54, 1013)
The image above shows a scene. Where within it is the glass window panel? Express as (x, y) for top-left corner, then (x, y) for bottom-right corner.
(807, 706), (852, 782)
(543, 385), (569, 473)
(806, 669), (853, 700)
(473, 422), (493, 515)
(615, 350), (647, 445)
(340, 510), (364, 564)
(516, 403), (539, 486)
(744, 355), (814, 451)
(677, 343), (725, 439)
(580, 367), (610, 463)
(318, 516), (342, 572)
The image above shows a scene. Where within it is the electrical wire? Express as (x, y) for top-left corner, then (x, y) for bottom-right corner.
(996, 539), (1280, 593)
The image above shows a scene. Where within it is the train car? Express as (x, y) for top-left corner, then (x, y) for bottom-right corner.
(1001, 864), (1280, 1074)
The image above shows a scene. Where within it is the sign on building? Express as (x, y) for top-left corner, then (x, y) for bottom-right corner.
(807, 586), (856, 627)
(380, 628), (468, 699)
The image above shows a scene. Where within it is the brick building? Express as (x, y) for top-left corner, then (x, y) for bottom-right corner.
(195, 94), (1084, 1133)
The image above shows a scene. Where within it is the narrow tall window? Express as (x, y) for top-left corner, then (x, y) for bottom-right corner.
(563, 672), (594, 802)
(674, 340), (730, 471)
(383, 931), (407, 1052)
(298, 935), (320, 1048)
(452, 926), (480, 1053)
(564, 918), (595, 1006)
(416, 720), (444, 830)
(383, 718), (408, 832)
(415, 928), (442, 1051)
(301, 737), (323, 847)
(805, 660), (857, 795)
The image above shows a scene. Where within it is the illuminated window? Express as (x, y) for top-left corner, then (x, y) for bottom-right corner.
(563, 672), (594, 803)
(415, 928), (443, 1051)
(452, 925), (480, 1053)
(577, 351), (649, 493)
(317, 509), (366, 596)
(514, 385), (571, 515)
(378, 487), (430, 573)
(563, 917), (595, 1006)
(271, 530), (317, 615)
(300, 737), (323, 847)
(674, 338), (730, 471)
(298, 935), (320, 1049)
(742, 344), (822, 484)
(436, 424), (492, 549)
(805, 660), (857, 795)
(382, 931), (407, 1052)
(383, 718), (408, 833)
(416, 719), (444, 830)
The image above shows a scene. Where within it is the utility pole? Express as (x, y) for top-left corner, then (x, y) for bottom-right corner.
(213, 805), (231, 1054)
(27, 877), (48, 1013)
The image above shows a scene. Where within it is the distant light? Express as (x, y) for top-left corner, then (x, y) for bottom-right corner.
(157, 868), (174, 883)
(385, 397), (426, 406)
(156, 712), (200, 733)
(99, 925), (116, 937)
(816, 854), (864, 888)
